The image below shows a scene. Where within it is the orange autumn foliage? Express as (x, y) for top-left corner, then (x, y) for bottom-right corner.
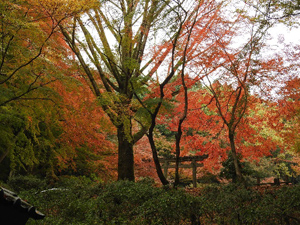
(51, 76), (117, 180)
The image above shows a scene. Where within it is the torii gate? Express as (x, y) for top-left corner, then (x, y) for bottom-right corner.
(159, 154), (208, 187)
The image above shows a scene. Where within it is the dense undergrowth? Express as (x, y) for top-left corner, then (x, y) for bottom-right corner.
(2, 175), (300, 225)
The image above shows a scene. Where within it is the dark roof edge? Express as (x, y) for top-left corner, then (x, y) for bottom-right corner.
(0, 187), (45, 220)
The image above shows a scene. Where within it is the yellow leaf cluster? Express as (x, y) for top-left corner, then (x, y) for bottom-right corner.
(28, 0), (99, 17)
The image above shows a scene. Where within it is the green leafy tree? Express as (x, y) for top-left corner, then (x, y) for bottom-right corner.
(0, 0), (67, 107)
(0, 0), (95, 179)
(0, 102), (63, 180)
(59, 0), (204, 181)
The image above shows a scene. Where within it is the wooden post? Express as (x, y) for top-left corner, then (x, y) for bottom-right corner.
(257, 177), (260, 186)
(192, 159), (197, 188)
(284, 175), (289, 184)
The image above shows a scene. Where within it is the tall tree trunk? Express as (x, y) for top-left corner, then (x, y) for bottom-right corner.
(228, 131), (244, 183)
(148, 131), (169, 185)
(117, 124), (134, 181)
(174, 132), (182, 187)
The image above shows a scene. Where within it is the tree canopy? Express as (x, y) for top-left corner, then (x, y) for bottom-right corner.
(0, 0), (300, 186)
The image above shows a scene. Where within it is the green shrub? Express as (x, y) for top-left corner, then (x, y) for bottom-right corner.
(3, 175), (300, 225)
(19, 176), (103, 225)
(198, 184), (300, 225)
(257, 186), (300, 224)
(136, 189), (202, 225)
(7, 175), (47, 192)
(97, 180), (162, 224)
(199, 184), (262, 224)
(97, 180), (203, 224)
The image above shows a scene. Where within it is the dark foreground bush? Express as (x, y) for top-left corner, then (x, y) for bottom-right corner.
(98, 180), (201, 224)
(7, 175), (47, 192)
(199, 184), (262, 224)
(198, 184), (300, 225)
(4, 176), (300, 224)
(258, 186), (300, 224)
(15, 176), (103, 225)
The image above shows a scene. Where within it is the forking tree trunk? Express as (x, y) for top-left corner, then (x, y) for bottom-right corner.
(117, 124), (134, 181)
(59, 0), (201, 182)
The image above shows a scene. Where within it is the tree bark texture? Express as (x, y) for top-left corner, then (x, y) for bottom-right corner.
(148, 134), (169, 185)
(117, 125), (134, 181)
(228, 131), (244, 183)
